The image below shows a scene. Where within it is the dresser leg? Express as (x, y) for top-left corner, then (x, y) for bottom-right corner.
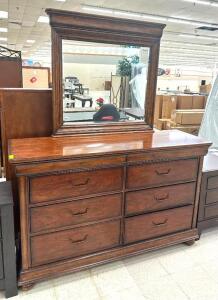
(21, 283), (35, 291)
(185, 240), (195, 246)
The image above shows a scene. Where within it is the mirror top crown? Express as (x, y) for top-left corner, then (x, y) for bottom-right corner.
(45, 8), (166, 37)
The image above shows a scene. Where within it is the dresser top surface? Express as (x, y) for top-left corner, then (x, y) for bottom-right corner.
(8, 130), (210, 163)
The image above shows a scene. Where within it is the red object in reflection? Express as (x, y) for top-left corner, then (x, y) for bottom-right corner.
(101, 116), (114, 121)
(30, 76), (37, 83)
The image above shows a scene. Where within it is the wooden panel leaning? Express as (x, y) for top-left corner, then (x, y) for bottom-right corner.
(0, 181), (17, 298)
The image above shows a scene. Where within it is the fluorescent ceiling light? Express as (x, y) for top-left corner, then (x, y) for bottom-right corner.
(0, 27), (7, 32)
(82, 6), (113, 14)
(0, 11), (8, 19)
(81, 5), (218, 28)
(38, 16), (49, 23)
(184, 0), (218, 6)
(27, 40), (35, 43)
(55, 0), (66, 1)
(0, 37), (7, 41)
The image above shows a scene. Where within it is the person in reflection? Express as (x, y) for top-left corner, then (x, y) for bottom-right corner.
(93, 104), (120, 122)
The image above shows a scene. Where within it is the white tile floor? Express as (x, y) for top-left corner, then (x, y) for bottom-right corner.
(4, 227), (218, 300)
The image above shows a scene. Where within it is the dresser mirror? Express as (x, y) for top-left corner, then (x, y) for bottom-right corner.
(62, 39), (149, 124)
(46, 9), (165, 135)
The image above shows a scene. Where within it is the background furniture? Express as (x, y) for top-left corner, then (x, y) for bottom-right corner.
(0, 89), (53, 180)
(0, 46), (22, 88)
(9, 130), (210, 289)
(198, 151), (218, 234)
(0, 181), (17, 298)
(22, 67), (51, 89)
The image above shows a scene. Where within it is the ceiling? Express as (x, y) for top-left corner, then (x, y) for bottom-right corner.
(2, 0), (218, 68)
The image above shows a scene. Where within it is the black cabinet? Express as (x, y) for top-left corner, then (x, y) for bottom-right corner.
(0, 181), (17, 298)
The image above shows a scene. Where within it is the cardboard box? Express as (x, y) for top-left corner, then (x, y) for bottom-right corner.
(171, 109), (204, 125)
(162, 95), (177, 118)
(177, 95), (193, 109)
(200, 84), (211, 94)
(155, 118), (170, 130)
(154, 95), (163, 125)
(192, 95), (205, 109)
(166, 120), (199, 135)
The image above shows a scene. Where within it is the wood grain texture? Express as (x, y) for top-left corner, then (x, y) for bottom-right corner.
(9, 130), (210, 164)
(125, 182), (196, 216)
(30, 194), (122, 233)
(31, 219), (121, 267)
(124, 206), (193, 244)
(30, 167), (123, 203)
(0, 57), (22, 88)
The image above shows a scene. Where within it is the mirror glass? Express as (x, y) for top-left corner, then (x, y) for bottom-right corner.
(62, 40), (149, 124)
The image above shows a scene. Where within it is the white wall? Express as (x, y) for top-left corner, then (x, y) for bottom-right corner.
(63, 63), (117, 91)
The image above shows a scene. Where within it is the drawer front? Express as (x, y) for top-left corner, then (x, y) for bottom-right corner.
(205, 204), (218, 219)
(124, 206), (193, 244)
(127, 159), (198, 189)
(207, 176), (218, 190)
(206, 189), (218, 205)
(31, 194), (122, 233)
(31, 220), (121, 267)
(125, 182), (195, 216)
(30, 167), (123, 203)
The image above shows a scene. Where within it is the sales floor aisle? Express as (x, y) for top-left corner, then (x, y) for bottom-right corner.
(2, 227), (218, 300)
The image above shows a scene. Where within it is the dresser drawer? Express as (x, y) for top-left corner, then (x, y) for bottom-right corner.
(30, 167), (123, 203)
(207, 176), (218, 190)
(125, 182), (195, 216)
(31, 220), (121, 267)
(205, 204), (218, 219)
(30, 194), (122, 233)
(124, 206), (193, 244)
(126, 159), (198, 189)
(206, 189), (218, 205)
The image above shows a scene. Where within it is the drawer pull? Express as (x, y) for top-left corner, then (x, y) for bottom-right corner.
(154, 193), (169, 202)
(72, 178), (90, 187)
(71, 208), (88, 216)
(152, 219), (168, 227)
(155, 168), (171, 176)
(69, 234), (88, 244)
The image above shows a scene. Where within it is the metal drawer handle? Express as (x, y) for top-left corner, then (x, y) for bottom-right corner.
(69, 234), (88, 244)
(155, 168), (171, 176)
(72, 178), (90, 187)
(71, 208), (88, 216)
(154, 193), (169, 202)
(152, 219), (168, 227)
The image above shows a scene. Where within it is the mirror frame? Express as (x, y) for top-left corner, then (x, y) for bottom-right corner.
(46, 9), (165, 136)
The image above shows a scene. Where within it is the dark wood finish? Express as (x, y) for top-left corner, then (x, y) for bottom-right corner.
(0, 57), (22, 88)
(30, 167), (123, 203)
(127, 158), (198, 189)
(31, 219), (121, 267)
(8, 130), (210, 288)
(0, 89), (52, 180)
(45, 9), (166, 135)
(198, 152), (218, 233)
(30, 194), (122, 233)
(124, 206), (193, 244)
(125, 182), (196, 216)
(0, 182), (17, 298)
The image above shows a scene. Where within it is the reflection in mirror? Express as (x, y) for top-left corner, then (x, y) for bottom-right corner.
(62, 40), (149, 124)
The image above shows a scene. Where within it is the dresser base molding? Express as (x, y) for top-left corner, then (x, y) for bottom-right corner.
(18, 229), (198, 287)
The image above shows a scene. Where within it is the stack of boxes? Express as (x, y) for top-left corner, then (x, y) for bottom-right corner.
(154, 94), (207, 135)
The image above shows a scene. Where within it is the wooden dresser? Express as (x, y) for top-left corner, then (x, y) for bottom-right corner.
(8, 130), (210, 288)
(198, 151), (218, 234)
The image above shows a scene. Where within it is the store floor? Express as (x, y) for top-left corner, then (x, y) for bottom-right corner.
(3, 227), (218, 300)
